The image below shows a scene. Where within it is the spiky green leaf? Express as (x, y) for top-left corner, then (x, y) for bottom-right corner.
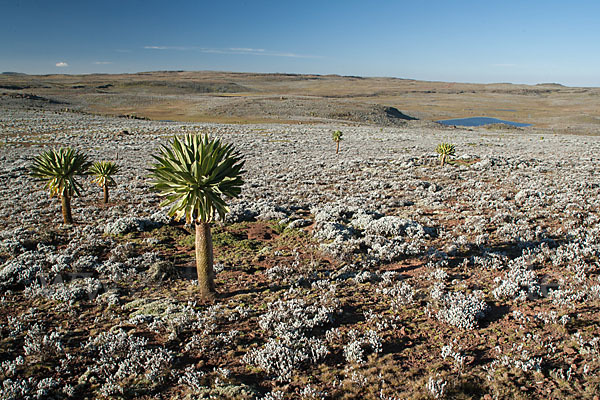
(148, 134), (245, 223)
(332, 130), (343, 142)
(30, 148), (91, 197)
(89, 161), (120, 187)
(435, 143), (456, 157)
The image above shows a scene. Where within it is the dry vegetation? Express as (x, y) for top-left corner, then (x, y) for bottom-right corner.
(2, 71), (600, 133)
(1, 72), (600, 399)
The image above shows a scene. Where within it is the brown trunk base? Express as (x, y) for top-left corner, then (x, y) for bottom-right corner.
(195, 221), (216, 298)
(61, 195), (73, 224)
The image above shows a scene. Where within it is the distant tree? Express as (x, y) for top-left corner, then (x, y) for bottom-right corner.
(435, 143), (456, 167)
(90, 161), (120, 204)
(30, 148), (91, 224)
(149, 134), (245, 298)
(332, 130), (343, 154)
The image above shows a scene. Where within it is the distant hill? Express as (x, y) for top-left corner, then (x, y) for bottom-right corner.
(0, 70), (598, 133)
(536, 82), (565, 87)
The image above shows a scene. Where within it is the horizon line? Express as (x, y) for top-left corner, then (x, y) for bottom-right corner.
(0, 69), (596, 89)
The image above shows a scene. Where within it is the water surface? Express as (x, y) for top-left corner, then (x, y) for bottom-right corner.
(436, 117), (531, 127)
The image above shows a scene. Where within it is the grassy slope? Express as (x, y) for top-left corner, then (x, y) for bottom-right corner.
(1, 71), (599, 133)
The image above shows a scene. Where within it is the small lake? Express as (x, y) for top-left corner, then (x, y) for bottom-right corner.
(436, 117), (531, 127)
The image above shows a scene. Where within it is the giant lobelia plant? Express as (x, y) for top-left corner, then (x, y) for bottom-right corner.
(30, 147), (91, 224)
(149, 134), (245, 298)
(90, 161), (120, 204)
(435, 142), (456, 167)
(332, 130), (343, 154)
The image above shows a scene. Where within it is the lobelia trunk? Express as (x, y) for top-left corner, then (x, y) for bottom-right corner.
(336, 141), (340, 154)
(440, 154), (446, 167)
(103, 184), (109, 204)
(61, 194), (73, 224)
(195, 221), (215, 298)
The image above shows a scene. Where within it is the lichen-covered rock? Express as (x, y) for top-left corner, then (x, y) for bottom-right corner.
(146, 261), (179, 282)
(285, 218), (311, 230)
(104, 215), (166, 235)
(225, 199), (289, 223)
(124, 298), (178, 318)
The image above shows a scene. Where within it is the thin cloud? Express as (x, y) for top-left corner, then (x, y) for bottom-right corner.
(492, 63), (517, 67)
(56, 62), (68, 67)
(202, 47), (317, 58)
(93, 61), (113, 65)
(143, 45), (192, 50)
(229, 47), (265, 52)
(143, 45), (319, 58)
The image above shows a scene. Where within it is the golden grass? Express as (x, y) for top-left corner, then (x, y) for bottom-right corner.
(2, 71), (599, 132)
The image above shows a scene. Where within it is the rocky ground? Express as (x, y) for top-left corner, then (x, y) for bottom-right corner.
(2, 103), (600, 399)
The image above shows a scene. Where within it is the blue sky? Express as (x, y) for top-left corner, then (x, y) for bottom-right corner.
(1, 0), (599, 86)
